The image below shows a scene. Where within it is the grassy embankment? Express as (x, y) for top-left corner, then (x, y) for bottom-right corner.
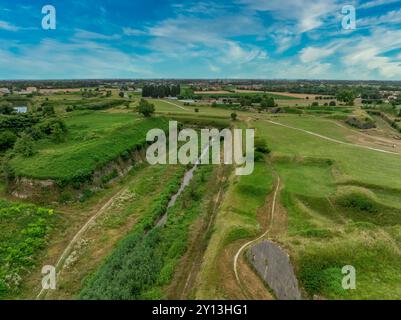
(79, 164), (221, 299)
(8, 111), (169, 183)
(254, 114), (401, 299)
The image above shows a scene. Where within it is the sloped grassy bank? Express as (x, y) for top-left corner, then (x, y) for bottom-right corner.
(79, 165), (215, 299)
(6, 116), (170, 201)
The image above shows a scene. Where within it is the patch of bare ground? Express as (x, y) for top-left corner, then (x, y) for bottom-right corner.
(20, 183), (132, 299)
(265, 92), (333, 100)
(333, 120), (401, 154)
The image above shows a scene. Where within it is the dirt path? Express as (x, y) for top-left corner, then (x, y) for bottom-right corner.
(36, 185), (129, 299)
(264, 120), (401, 156)
(158, 99), (190, 111)
(331, 121), (401, 149)
(166, 166), (228, 299)
(233, 175), (281, 289)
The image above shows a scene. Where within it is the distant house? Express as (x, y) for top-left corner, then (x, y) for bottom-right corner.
(14, 106), (28, 113)
(179, 99), (195, 104)
(0, 88), (10, 95)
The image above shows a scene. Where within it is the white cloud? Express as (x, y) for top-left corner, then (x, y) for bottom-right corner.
(238, 0), (342, 33)
(341, 28), (401, 78)
(123, 27), (146, 36)
(299, 46), (337, 63)
(359, 8), (401, 27)
(74, 29), (120, 40)
(359, 0), (401, 9)
(0, 20), (18, 32)
(0, 39), (154, 79)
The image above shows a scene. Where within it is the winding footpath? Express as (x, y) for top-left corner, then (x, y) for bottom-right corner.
(233, 175), (281, 288)
(158, 99), (190, 111)
(36, 186), (129, 299)
(265, 119), (401, 156)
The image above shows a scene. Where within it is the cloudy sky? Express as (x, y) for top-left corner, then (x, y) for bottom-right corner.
(0, 0), (401, 79)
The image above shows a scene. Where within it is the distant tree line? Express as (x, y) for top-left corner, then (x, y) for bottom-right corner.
(142, 85), (181, 98)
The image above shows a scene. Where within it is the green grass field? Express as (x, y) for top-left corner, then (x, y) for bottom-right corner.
(9, 111), (169, 182)
(253, 113), (401, 299)
(193, 92), (297, 100)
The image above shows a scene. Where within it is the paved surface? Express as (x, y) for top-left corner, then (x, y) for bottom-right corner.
(246, 240), (302, 300)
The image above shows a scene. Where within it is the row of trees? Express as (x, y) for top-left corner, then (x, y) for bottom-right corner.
(142, 85), (181, 98)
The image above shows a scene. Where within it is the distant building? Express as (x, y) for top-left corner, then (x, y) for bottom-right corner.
(0, 88), (10, 95)
(14, 106), (28, 113)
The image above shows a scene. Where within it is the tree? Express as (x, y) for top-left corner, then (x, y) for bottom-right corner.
(230, 112), (238, 121)
(0, 102), (14, 115)
(194, 108), (199, 113)
(14, 133), (35, 157)
(119, 91), (125, 98)
(255, 137), (270, 154)
(336, 90), (356, 106)
(43, 105), (55, 116)
(261, 97), (275, 109)
(0, 131), (17, 152)
(137, 99), (155, 117)
(50, 122), (66, 143)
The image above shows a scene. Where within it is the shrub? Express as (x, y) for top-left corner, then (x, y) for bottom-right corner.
(337, 192), (378, 213)
(0, 131), (17, 152)
(137, 99), (155, 117)
(13, 133), (35, 157)
(254, 137), (270, 154)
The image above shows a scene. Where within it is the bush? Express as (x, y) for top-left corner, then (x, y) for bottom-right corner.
(337, 192), (378, 213)
(0, 131), (17, 152)
(137, 99), (155, 117)
(13, 133), (35, 157)
(254, 137), (270, 154)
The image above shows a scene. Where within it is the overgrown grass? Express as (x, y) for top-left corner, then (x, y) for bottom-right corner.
(8, 112), (169, 183)
(196, 162), (273, 299)
(79, 165), (214, 299)
(0, 200), (57, 298)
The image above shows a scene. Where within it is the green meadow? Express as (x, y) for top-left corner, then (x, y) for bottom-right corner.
(8, 111), (169, 182)
(254, 114), (401, 299)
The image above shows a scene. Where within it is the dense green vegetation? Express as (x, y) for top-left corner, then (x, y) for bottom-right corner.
(8, 112), (169, 183)
(0, 200), (56, 299)
(80, 165), (214, 299)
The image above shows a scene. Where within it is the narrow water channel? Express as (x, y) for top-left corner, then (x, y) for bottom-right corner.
(156, 141), (213, 227)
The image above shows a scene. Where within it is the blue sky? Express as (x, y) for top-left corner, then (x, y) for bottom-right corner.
(1, 0), (401, 79)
